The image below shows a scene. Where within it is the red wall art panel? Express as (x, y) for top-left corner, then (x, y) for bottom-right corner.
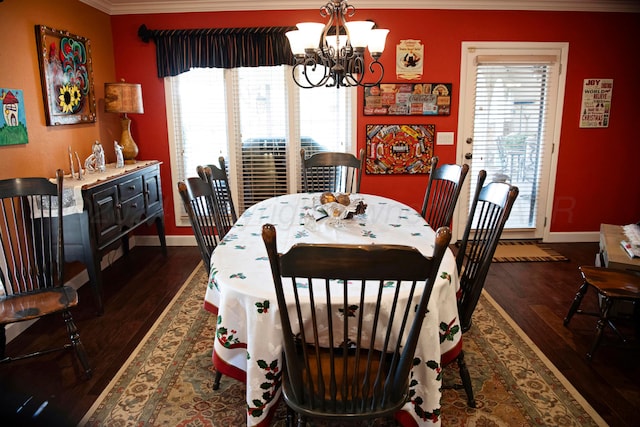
(365, 124), (435, 174)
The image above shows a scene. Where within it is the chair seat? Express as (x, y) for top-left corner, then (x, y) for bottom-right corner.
(0, 286), (78, 324)
(580, 266), (640, 299)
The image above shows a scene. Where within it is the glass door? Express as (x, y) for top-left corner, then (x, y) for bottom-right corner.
(455, 42), (568, 241)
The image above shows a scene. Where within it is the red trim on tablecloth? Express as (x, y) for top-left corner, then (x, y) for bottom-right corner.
(203, 301), (218, 315)
(212, 349), (246, 383)
(441, 336), (463, 366)
(395, 409), (419, 427)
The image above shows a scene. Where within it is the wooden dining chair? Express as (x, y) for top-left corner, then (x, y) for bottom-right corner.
(262, 223), (451, 426)
(197, 156), (237, 240)
(177, 176), (225, 390)
(177, 178), (219, 271)
(563, 266), (640, 360)
(0, 170), (92, 379)
(446, 170), (519, 407)
(300, 148), (365, 194)
(421, 156), (469, 231)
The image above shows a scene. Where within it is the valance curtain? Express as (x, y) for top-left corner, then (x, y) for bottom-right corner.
(138, 24), (296, 78)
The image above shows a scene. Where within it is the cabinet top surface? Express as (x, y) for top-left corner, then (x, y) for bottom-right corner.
(58, 160), (161, 215)
(600, 223), (640, 268)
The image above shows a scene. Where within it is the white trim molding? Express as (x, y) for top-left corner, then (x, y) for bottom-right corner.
(80, 0), (640, 15)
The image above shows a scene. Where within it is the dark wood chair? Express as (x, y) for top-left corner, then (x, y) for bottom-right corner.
(0, 170), (91, 378)
(447, 170), (519, 407)
(421, 156), (469, 230)
(300, 148), (365, 194)
(563, 266), (640, 360)
(177, 177), (219, 271)
(177, 176), (225, 390)
(197, 156), (237, 239)
(262, 223), (451, 426)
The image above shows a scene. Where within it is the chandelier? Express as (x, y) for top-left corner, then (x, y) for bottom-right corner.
(286, 0), (389, 89)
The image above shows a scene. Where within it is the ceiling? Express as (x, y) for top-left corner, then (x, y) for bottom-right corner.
(79, 0), (640, 15)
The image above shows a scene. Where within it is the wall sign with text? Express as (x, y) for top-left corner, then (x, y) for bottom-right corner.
(579, 78), (613, 128)
(364, 83), (451, 116)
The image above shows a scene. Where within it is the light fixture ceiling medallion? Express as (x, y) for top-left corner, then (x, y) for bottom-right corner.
(286, 0), (389, 89)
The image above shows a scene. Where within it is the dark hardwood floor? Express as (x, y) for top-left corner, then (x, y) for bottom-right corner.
(1, 242), (638, 426)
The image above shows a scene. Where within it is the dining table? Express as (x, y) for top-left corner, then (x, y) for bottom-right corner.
(203, 193), (462, 427)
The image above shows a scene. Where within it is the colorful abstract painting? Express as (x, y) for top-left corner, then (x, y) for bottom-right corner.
(35, 25), (96, 126)
(365, 124), (435, 174)
(0, 88), (29, 146)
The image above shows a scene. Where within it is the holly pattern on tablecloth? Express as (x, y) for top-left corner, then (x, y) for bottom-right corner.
(409, 357), (442, 423)
(248, 358), (282, 419)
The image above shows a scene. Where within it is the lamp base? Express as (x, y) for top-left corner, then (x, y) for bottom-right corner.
(120, 116), (139, 163)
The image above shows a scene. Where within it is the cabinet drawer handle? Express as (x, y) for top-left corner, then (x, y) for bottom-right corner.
(131, 203), (138, 208)
(128, 185), (136, 190)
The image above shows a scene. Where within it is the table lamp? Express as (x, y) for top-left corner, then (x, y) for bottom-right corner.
(104, 80), (144, 164)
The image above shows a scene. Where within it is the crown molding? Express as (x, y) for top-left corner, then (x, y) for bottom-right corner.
(79, 0), (640, 15)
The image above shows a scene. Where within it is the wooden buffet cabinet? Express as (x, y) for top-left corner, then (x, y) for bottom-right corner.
(63, 161), (166, 314)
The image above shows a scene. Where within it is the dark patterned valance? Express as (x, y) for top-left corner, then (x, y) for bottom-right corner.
(138, 24), (296, 78)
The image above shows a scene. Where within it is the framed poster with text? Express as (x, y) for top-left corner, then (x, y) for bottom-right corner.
(364, 83), (451, 116)
(365, 124), (435, 174)
(579, 78), (613, 128)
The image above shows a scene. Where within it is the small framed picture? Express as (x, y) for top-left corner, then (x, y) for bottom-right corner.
(35, 25), (96, 126)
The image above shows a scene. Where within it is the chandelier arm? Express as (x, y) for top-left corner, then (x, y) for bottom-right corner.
(359, 59), (385, 88)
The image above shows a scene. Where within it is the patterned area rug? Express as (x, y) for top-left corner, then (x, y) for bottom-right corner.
(79, 265), (605, 427)
(492, 241), (569, 262)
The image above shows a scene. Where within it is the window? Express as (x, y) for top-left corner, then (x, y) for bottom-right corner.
(165, 65), (355, 226)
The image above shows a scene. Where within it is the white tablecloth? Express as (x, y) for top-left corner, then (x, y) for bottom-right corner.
(203, 193), (462, 427)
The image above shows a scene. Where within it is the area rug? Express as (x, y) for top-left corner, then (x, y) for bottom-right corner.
(79, 265), (605, 427)
(492, 240), (569, 262)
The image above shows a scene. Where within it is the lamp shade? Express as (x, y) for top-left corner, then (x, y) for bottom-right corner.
(104, 81), (144, 114)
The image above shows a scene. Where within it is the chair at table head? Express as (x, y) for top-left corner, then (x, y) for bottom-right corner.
(421, 156), (469, 231)
(262, 223), (451, 425)
(197, 156), (237, 239)
(177, 177), (219, 271)
(0, 170), (91, 378)
(300, 148), (365, 194)
(456, 170), (519, 333)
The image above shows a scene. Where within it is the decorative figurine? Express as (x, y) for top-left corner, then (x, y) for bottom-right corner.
(114, 140), (125, 168)
(93, 141), (106, 172)
(85, 141), (106, 173)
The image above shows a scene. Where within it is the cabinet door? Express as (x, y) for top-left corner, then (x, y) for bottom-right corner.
(90, 185), (120, 248)
(144, 168), (163, 215)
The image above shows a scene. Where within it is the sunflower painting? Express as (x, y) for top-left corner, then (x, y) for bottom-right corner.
(35, 25), (96, 126)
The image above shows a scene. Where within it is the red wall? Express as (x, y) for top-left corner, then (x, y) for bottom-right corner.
(110, 9), (640, 237)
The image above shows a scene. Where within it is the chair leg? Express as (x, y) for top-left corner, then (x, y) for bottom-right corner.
(563, 281), (589, 326)
(587, 297), (613, 361)
(62, 310), (92, 378)
(213, 371), (222, 390)
(0, 325), (6, 360)
(456, 351), (476, 408)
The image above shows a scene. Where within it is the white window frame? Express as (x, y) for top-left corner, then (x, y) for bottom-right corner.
(165, 65), (357, 227)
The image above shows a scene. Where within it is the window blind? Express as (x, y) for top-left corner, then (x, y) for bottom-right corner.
(472, 58), (557, 228)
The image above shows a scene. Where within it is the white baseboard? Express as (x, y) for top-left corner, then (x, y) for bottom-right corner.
(136, 234), (197, 246)
(545, 231), (600, 243)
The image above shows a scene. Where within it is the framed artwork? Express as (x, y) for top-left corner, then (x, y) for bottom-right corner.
(35, 25), (96, 126)
(0, 88), (29, 146)
(365, 124), (435, 174)
(364, 83), (452, 116)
